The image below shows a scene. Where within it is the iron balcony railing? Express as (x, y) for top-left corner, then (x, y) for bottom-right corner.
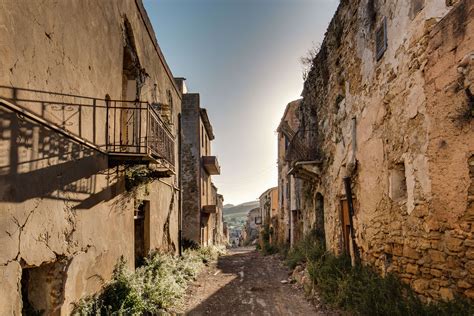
(105, 100), (175, 166)
(0, 86), (175, 167)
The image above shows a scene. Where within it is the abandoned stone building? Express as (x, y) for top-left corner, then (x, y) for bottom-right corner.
(285, 0), (474, 301)
(277, 99), (310, 247)
(0, 1), (190, 314)
(181, 92), (223, 247)
(211, 184), (226, 245)
(243, 207), (261, 244)
(223, 221), (230, 244)
(259, 187), (278, 243)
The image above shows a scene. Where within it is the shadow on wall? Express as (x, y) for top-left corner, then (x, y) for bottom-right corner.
(0, 86), (125, 208)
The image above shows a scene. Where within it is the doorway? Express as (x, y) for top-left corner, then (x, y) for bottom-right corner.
(134, 201), (150, 268)
(340, 199), (351, 255)
(291, 209), (302, 246)
(315, 193), (326, 245)
(120, 19), (141, 153)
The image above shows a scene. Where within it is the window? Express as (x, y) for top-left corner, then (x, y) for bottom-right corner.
(201, 125), (204, 147)
(375, 17), (387, 61)
(161, 89), (173, 125)
(389, 163), (407, 201)
(286, 181), (291, 209)
(134, 201), (150, 268)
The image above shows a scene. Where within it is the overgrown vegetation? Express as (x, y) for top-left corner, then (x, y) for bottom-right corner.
(259, 224), (279, 255)
(283, 229), (474, 316)
(73, 246), (225, 315)
(300, 42), (320, 81)
(125, 165), (169, 192)
(285, 228), (325, 270)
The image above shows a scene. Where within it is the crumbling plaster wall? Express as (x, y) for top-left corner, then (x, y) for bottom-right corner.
(0, 0), (181, 314)
(301, 0), (473, 301)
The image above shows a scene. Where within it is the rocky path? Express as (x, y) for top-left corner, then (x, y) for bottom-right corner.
(181, 247), (336, 315)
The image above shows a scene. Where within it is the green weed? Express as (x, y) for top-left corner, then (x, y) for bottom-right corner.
(73, 246), (224, 315)
(285, 232), (474, 316)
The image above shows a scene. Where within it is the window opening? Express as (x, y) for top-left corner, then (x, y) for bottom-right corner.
(375, 17), (388, 61)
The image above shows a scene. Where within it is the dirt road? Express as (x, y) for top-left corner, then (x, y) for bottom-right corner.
(181, 247), (336, 315)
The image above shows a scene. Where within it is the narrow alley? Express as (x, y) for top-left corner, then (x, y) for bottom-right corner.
(1, 0), (473, 314)
(181, 248), (336, 316)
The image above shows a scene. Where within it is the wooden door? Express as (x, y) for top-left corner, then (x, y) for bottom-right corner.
(340, 200), (351, 255)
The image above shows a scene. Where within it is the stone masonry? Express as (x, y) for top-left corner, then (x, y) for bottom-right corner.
(291, 0), (474, 301)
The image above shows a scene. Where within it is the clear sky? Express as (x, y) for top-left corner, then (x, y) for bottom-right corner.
(143, 0), (339, 205)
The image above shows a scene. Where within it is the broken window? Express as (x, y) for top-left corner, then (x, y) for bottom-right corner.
(21, 259), (69, 315)
(389, 163), (407, 201)
(284, 135), (290, 151)
(375, 17), (388, 61)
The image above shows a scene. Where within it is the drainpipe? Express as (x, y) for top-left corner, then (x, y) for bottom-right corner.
(178, 113), (183, 257)
(343, 176), (360, 263)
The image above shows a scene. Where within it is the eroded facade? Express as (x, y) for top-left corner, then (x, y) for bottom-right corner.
(181, 92), (224, 247)
(286, 0), (473, 301)
(0, 1), (182, 313)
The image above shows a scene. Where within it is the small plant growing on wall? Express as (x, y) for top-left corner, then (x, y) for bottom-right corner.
(300, 42), (321, 81)
(125, 165), (169, 192)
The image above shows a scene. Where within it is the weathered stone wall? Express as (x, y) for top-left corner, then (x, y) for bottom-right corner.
(0, 0), (182, 314)
(277, 100), (301, 246)
(215, 194), (226, 245)
(300, 0), (473, 301)
(259, 187), (278, 243)
(181, 93), (222, 246)
(244, 208), (261, 243)
(181, 93), (201, 244)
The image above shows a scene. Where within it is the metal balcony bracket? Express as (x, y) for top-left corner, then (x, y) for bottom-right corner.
(288, 160), (322, 182)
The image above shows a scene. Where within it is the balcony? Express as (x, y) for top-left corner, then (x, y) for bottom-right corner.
(202, 205), (218, 214)
(288, 160), (322, 182)
(202, 156), (220, 175)
(0, 86), (175, 169)
(106, 101), (175, 168)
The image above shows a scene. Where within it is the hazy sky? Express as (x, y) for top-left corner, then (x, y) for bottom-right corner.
(144, 0), (339, 205)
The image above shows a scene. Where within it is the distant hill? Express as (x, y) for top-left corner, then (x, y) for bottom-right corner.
(223, 200), (259, 218)
(223, 200), (260, 230)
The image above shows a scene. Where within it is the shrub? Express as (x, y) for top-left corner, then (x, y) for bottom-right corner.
(73, 246), (224, 315)
(286, 228), (325, 269)
(286, 232), (474, 316)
